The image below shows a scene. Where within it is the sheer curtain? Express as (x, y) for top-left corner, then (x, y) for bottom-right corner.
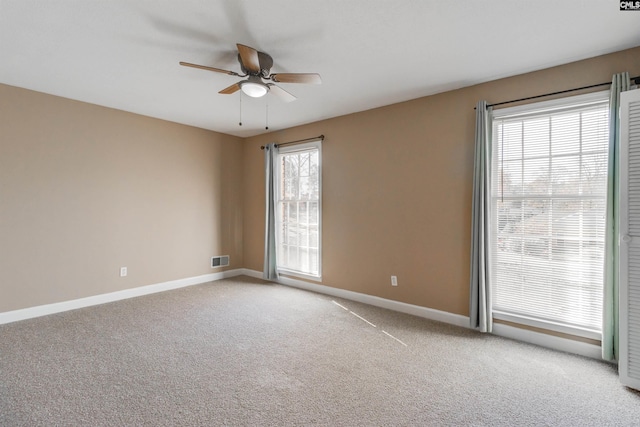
(264, 143), (279, 281)
(470, 100), (492, 332)
(603, 72), (630, 361)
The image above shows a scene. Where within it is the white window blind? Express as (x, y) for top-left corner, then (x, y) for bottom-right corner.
(277, 141), (321, 278)
(490, 92), (609, 337)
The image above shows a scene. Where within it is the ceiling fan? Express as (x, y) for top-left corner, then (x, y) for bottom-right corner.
(180, 43), (321, 102)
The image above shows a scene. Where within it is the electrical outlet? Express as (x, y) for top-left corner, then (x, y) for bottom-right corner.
(120, 267), (127, 277)
(391, 275), (398, 286)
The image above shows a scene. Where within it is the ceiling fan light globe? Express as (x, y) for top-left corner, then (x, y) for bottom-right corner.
(241, 82), (268, 98)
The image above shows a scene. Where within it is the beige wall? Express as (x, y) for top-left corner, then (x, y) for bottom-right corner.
(0, 84), (243, 312)
(243, 46), (640, 316)
(3, 46), (639, 318)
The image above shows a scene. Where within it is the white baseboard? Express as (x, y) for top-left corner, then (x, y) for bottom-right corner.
(243, 269), (470, 329)
(0, 269), (245, 325)
(1, 267), (605, 361)
(244, 269), (603, 360)
(239, 268), (264, 279)
(492, 322), (603, 360)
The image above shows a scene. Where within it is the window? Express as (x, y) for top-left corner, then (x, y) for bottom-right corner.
(276, 140), (321, 279)
(490, 92), (609, 339)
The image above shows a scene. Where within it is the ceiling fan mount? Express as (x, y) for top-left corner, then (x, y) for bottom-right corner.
(180, 43), (321, 102)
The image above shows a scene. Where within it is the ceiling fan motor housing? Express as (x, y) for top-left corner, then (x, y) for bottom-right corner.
(238, 51), (273, 78)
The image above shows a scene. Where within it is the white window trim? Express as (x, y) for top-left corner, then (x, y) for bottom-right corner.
(276, 139), (322, 281)
(492, 90), (609, 119)
(490, 90), (609, 341)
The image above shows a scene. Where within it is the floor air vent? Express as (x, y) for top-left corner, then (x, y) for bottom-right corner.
(211, 255), (230, 268)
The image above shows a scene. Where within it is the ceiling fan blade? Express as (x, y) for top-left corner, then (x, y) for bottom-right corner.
(236, 43), (261, 74)
(219, 83), (241, 94)
(268, 84), (297, 102)
(270, 73), (322, 84)
(179, 61), (239, 76)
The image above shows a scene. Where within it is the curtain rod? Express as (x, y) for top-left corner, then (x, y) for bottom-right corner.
(260, 135), (324, 150)
(477, 76), (640, 109)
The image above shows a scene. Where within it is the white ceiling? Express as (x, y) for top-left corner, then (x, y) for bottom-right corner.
(1, 1), (639, 138)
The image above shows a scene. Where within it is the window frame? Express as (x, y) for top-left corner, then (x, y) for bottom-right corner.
(275, 139), (322, 281)
(489, 90), (610, 341)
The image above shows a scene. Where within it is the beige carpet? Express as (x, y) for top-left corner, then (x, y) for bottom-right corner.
(1, 276), (639, 426)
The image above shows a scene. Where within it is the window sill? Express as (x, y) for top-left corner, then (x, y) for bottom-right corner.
(493, 311), (601, 341)
(278, 269), (322, 283)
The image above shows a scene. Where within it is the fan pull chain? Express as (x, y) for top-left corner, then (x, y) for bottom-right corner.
(265, 98), (269, 130)
(238, 92), (243, 126)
